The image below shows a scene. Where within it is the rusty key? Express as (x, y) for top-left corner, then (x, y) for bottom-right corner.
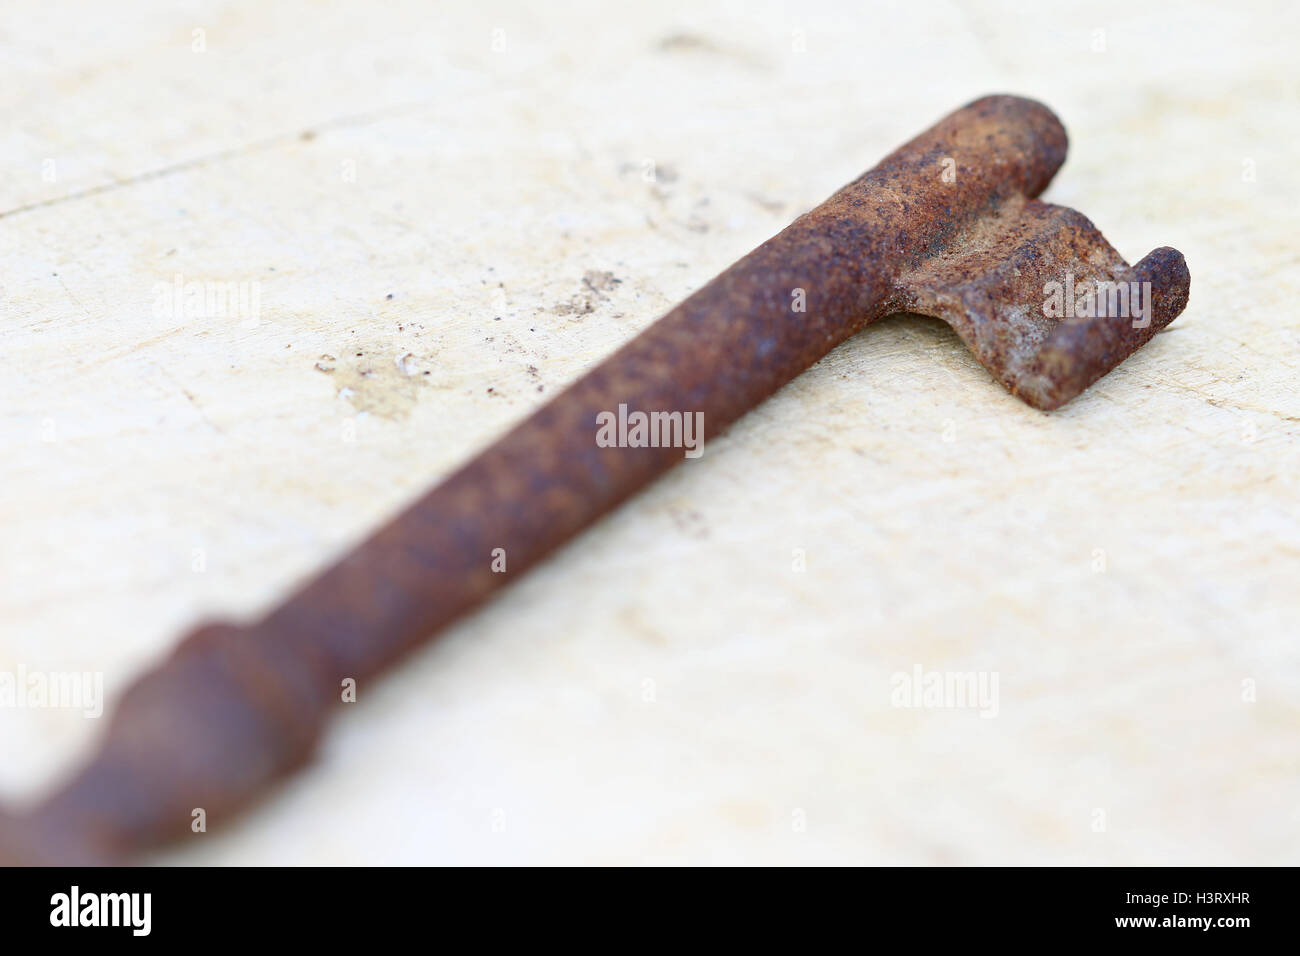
(1, 94), (1190, 864)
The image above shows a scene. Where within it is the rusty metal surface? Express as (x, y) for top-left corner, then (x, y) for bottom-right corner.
(892, 196), (1189, 409)
(1, 95), (1190, 864)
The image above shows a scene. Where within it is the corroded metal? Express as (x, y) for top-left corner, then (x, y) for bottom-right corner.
(1, 95), (1190, 864)
(892, 197), (1188, 408)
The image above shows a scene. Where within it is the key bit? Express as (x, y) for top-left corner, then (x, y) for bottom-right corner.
(892, 195), (1188, 409)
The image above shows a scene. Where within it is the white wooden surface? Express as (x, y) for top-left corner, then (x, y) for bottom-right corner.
(2, 0), (1297, 864)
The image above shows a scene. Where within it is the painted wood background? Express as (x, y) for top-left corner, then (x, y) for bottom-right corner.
(2, 0), (1297, 864)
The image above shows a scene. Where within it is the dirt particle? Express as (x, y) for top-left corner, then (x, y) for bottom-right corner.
(552, 270), (622, 317)
(582, 270), (622, 294)
(333, 351), (429, 419)
(553, 300), (593, 317)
